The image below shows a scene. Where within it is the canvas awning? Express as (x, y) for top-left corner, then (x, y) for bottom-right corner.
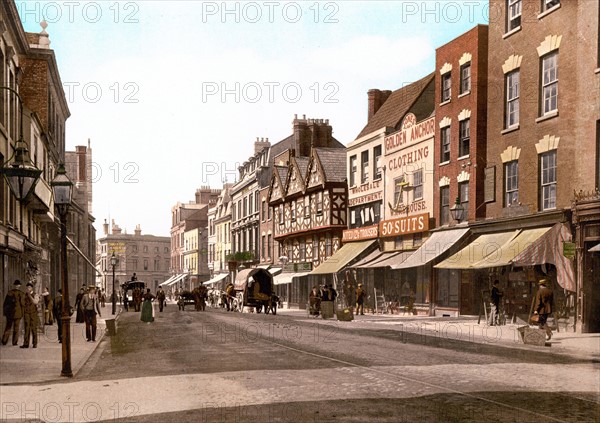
(359, 251), (413, 268)
(273, 272), (310, 285)
(203, 273), (228, 285)
(391, 228), (469, 270)
(160, 275), (178, 286)
(310, 240), (377, 275)
(589, 243), (600, 252)
(348, 249), (385, 268)
(512, 223), (576, 292)
(435, 231), (519, 269)
(163, 273), (186, 286)
(268, 267), (283, 276)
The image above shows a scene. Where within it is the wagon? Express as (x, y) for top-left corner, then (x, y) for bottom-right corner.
(234, 268), (278, 314)
(177, 290), (196, 310)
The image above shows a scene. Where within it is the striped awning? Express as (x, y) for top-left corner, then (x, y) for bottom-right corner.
(163, 274), (186, 286)
(348, 249), (384, 268)
(203, 273), (228, 285)
(512, 223), (575, 292)
(435, 231), (519, 269)
(310, 240), (378, 275)
(273, 272), (310, 285)
(359, 251), (414, 268)
(392, 228), (469, 269)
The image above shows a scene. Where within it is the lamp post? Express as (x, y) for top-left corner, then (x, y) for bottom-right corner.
(0, 86), (42, 232)
(51, 163), (73, 378)
(449, 196), (465, 223)
(111, 252), (117, 315)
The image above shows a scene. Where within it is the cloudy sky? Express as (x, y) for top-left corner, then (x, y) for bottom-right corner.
(18, 1), (488, 237)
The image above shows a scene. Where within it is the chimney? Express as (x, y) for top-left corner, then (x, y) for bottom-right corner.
(76, 145), (87, 183)
(254, 136), (270, 154)
(293, 114), (311, 157)
(308, 118), (333, 150)
(368, 89), (392, 120)
(111, 219), (122, 235)
(103, 219), (109, 236)
(134, 224), (141, 236)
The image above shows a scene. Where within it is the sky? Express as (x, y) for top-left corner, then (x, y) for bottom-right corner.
(18, 1), (489, 237)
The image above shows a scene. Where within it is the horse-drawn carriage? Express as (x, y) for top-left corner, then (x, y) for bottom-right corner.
(234, 268), (279, 314)
(122, 281), (146, 311)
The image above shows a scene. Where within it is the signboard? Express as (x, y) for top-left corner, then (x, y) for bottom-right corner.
(342, 225), (379, 242)
(384, 114), (435, 155)
(108, 242), (126, 254)
(283, 262), (313, 272)
(379, 213), (429, 238)
(563, 242), (576, 259)
(348, 191), (382, 207)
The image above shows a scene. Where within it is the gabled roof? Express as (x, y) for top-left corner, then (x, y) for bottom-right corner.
(355, 72), (435, 139)
(275, 166), (288, 185)
(294, 156), (310, 181)
(313, 148), (346, 183)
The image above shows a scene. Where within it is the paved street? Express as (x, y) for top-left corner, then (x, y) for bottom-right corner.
(1, 304), (599, 422)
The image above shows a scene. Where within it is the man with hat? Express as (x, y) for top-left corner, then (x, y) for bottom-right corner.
(2, 280), (24, 346)
(53, 289), (64, 343)
(533, 278), (554, 340)
(81, 285), (102, 342)
(355, 283), (366, 315)
(489, 280), (503, 326)
(156, 285), (166, 312)
(21, 282), (40, 348)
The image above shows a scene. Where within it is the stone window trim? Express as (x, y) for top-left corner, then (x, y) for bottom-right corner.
(535, 134), (560, 154)
(537, 35), (562, 57)
(502, 55), (523, 75)
(537, 1), (560, 20)
(500, 146), (522, 163)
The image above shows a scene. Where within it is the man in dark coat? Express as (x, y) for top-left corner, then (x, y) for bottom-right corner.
(21, 282), (40, 348)
(156, 286), (166, 312)
(534, 278), (554, 340)
(355, 283), (366, 315)
(2, 280), (24, 346)
(489, 280), (503, 326)
(82, 285), (102, 342)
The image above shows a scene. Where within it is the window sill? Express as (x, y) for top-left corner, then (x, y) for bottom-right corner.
(535, 110), (558, 123)
(439, 161), (450, 167)
(503, 26), (521, 39)
(501, 125), (520, 135)
(439, 100), (451, 107)
(595, 68), (600, 75)
(458, 155), (470, 161)
(458, 91), (471, 99)
(537, 4), (561, 20)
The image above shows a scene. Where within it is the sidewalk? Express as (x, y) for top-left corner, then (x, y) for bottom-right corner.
(277, 308), (600, 361)
(0, 305), (115, 386)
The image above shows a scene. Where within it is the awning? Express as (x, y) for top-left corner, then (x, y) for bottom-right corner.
(473, 227), (552, 269)
(164, 274), (186, 287)
(161, 275), (177, 286)
(391, 228), (469, 270)
(348, 249), (384, 268)
(203, 273), (228, 285)
(310, 240), (377, 275)
(512, 223), (575, 292)
(589, 243), (600, 252)
(435, 231), (519, 269)
(357, 250), (413, 268)
(273, 272), (310, 285)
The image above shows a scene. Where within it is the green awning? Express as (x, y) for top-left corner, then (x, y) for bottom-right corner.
(310, 240), (377, 275)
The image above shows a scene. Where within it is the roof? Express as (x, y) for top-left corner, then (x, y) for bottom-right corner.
(275, 166), (288, 186)
(356, 73), (435, 139)
(314, 148), (347, 183)
(294, 156), (310, 181)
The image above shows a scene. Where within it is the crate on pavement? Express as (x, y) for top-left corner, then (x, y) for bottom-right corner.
(517, 325), (547, 346)
(105, 318), (117, 336)
(336, 308), (354, 322)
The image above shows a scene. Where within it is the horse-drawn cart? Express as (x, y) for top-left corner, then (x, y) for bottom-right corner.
(234, 268), (279, 314)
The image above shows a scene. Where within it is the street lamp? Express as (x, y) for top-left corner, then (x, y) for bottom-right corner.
(51, 163), (73, 378)
(111, 252), (117, 315)
(449, 196), (465, 223)
(0, 86), (42, 231)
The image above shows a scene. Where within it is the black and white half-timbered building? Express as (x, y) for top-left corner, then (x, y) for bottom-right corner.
(268, 146), (347, 308)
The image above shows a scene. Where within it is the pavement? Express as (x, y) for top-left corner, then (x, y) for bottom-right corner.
(0, 304), (598, 387)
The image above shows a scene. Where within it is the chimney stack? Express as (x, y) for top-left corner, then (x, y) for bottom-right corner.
(254, 137), (271, 154)
(103, 219), (109, 236)
(368, 89), (392, 120)
(134, 224), (141, 236)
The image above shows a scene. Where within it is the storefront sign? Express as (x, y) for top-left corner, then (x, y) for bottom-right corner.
(283, 262), (313, 272)
(108, 242), (126, 254)
(384, 114), (435, 155)
(342, 225), (379, 242)
(379, 213), (429, 238)
(563, 242), (576, 259)
(348, 191), (382, 207)
(349, 179), (381, 196)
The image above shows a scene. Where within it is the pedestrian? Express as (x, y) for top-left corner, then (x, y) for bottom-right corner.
(309, 286), (321, 317)
(74, 287), (85, 323)
(53, 289), (63, 343)
(329, 283), (338, 313)
(2, 280), (24, 346)
(533, 278), (554, 340)
(343, 270), (354, 309)
(489, 280), (503, 326)
(225, 282), (235, 311)
(100, 289), (106, 308)
(21, 282), (40, 348)
(320, 284), (334, 319)
(156, 285), (166, 312)
(140, 288), (155, 323)
(81, 285), (102, 342)
(355, 283), (365, 315)
(42, 286), (53, 325)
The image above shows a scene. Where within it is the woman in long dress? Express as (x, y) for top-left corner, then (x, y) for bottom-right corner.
(75, 288), (85, 323)
(140, 288), (155, 323)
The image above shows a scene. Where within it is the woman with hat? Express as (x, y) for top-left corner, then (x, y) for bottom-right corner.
(140, 288), (155, 323)
(533, 278), (554, 340)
